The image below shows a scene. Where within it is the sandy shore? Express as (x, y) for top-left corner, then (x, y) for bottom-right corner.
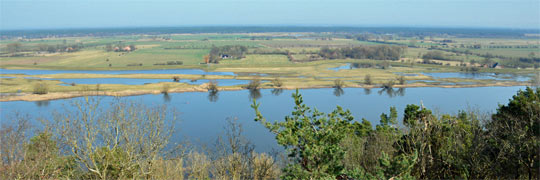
(0, 81), (529, 102)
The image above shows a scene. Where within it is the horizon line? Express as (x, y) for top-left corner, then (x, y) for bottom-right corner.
(2, 25), (540, 32)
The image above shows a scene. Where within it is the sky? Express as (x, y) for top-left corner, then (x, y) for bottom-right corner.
(1, 0), (539, 30)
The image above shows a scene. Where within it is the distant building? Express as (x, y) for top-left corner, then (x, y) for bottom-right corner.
(123, 46), (131, 51)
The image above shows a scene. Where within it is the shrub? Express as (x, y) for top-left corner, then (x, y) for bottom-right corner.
(382, 80), (395, 89)
(397, 76), (406, 85)
(246, 79), (261, 90)
(149, 158), (184, 180)
(272, 78), (283, 87)
(251, 90), (355, 179)
(364, 74), (372, 85)
(33, 82), (49, 94)
(161, 84), (170, 94)
(334, 79), (345, 88)
(207, 80), (218, 92)
(44, 98), (176, 179)
(186, 152), (211, 179)
(252, 153), (280, 179)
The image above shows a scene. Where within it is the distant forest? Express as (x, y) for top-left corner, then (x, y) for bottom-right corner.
(1, 26), (538, 39)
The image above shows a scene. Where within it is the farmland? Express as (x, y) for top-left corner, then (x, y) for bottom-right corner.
(0, 28), (538, 101)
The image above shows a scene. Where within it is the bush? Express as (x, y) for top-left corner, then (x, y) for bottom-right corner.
(245, 79), (261, 90)
(251, 90), (355, 179)
(207, 80), (218, 92)
(33, 82), (49, 94)
(334, 79), (345, 88)
(272, 78), (283, 87)
(397, 76), (406, 85)
(161, 84), (170, 94)
(364, 74), (372, 85)
(382, 80), (395, 89)
(44, 98), (176, 179)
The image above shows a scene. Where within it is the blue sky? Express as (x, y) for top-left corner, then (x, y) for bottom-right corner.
(1, 0), (539, 30)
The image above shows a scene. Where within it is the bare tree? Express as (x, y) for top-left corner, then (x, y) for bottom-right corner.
(43, 97), (176, 179)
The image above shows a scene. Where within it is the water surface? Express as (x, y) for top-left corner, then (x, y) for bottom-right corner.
(0, 68), (235, 76)
(0, 86), (525, 152)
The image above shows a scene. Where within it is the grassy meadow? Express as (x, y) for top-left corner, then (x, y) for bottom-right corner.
(0, 32), (537, 98)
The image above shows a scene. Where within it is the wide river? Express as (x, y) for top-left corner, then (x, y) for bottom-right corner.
(0, 86), (526, 152)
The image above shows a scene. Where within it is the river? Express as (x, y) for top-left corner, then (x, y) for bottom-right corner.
(0, 86), (526, 152)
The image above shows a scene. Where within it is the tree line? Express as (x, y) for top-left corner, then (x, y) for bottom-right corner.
(3, 42), (84, 55)
(208, 45), (248, 63)
(319, 45), (407, 60)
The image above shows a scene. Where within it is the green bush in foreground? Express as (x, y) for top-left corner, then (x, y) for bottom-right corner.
(252, 89), (353, 179)
(252, 87), (539, 179)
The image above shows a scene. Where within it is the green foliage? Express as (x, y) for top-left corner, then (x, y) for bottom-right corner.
(25, 132), (77, 175)
(376, 152), (417, 180)
(422, 51), (446, 60)
(89, 147), (137, 179)
(252, 89), (354, 179)
(485, 87), (539, 179)
(319, 45), (406, 60)
(1, 132), (78, 179)
(209, 45), (248, 63)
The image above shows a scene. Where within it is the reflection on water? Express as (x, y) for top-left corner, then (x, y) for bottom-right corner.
(208, 90), (219, 102)
(163, 93), (171, 102)
(364, 88), (371, 95)
(378, 88), (406, 97)
(333, 88), (344, 97)
(396, 88), (405, 96)
(271, 88), (283, 96)
(35, 100), (50, 107)
(1, 86), (527, 153)
(249, 89), (262, 100)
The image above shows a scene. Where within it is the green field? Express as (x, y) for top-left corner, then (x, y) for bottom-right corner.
(0, 32), (537, 97)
